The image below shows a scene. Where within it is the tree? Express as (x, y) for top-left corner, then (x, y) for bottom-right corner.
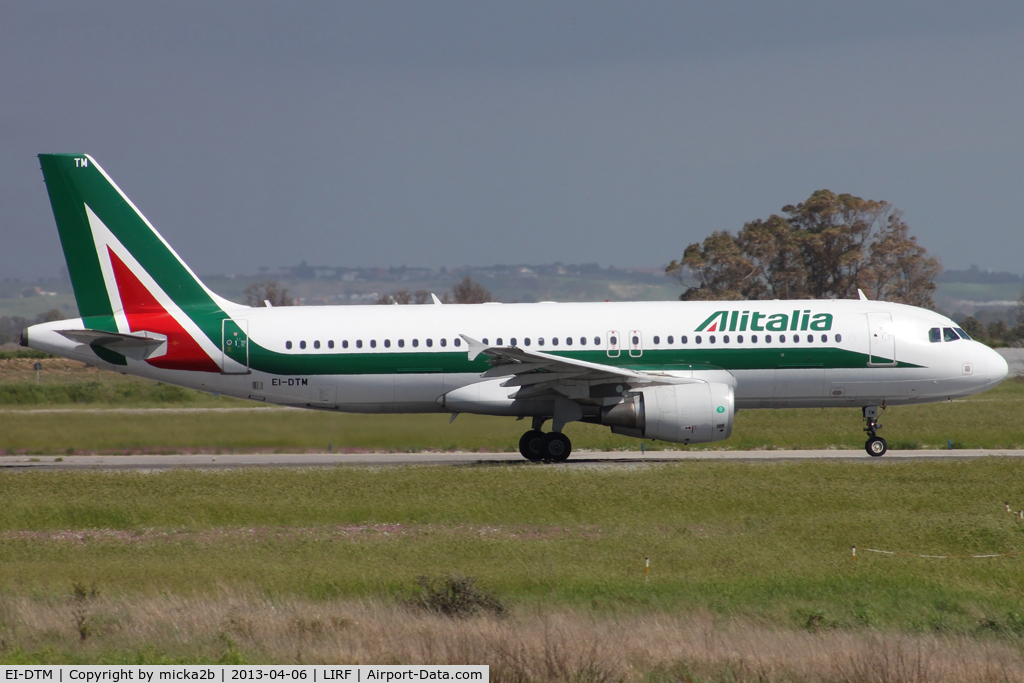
(451, 277), (493, 304)
(243, 281), (293, 307)
(0, 309), (63, 345)
(377, 289), (413, 305)
(960, 316), (986, 341)
(377, 290), (438, 305)
(1016, 285), (1024, 326)
(666, 190), (941, 306)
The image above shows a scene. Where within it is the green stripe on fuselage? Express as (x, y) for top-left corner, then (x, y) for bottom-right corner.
(245, 343), (917, 376)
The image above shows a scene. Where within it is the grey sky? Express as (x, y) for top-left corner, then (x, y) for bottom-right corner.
(2, 2), (1023, 280)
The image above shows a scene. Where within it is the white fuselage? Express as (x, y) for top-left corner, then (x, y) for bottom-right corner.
(27, 298), (1009, 415)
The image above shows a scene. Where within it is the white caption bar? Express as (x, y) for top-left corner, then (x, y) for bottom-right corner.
(1, 667), (487, 683)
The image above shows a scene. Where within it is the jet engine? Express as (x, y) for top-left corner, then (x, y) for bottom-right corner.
(599, 382), (734, 444)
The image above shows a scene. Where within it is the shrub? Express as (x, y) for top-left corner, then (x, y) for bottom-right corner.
(405, 574), (506, 619)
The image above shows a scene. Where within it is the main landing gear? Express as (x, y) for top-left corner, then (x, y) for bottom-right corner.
(863, 405), (887, 457)
(518, 417), (572, 462)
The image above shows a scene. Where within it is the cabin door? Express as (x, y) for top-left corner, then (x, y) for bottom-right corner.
(866, 312), (896, 366)
(222, 319), (250, 374)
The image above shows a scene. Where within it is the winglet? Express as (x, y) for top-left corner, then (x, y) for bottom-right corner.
(460, 334), (488, 362)
(431, 293), (443, 305)
(857, 289), (868, 301)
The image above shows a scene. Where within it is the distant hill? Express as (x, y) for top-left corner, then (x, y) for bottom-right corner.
(938, 266), (1022, 285)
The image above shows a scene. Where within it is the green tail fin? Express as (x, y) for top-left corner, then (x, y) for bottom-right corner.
(38, 154), (238, 333)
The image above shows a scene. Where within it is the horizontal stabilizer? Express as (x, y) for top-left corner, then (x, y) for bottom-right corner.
(58, 329), (168, 361)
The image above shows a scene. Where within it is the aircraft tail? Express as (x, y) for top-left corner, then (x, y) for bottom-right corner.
(38, 154), (244, 371)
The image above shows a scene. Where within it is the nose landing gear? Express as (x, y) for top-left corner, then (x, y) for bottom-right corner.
(863, 405), (887, 457)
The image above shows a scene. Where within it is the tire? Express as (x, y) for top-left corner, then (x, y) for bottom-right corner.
(519, 430), (546, 461)
(866, 436), (887, 457)
(541, 432), (572, 462)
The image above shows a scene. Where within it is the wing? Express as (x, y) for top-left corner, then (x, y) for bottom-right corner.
(460, 335), (694, 400)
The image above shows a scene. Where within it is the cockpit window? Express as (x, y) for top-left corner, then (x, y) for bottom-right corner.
(955, 328), (971, 340)
(928, 328), (941, 343)
(943, 327), (959, 342)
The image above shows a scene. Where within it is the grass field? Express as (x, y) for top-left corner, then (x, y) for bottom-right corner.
(1, 373), (1023, 454)
(4, 356), (1024, 676)
(2, 459), (1024, 672)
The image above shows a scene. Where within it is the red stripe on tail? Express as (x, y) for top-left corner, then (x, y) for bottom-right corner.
(108, 248), (220, 372)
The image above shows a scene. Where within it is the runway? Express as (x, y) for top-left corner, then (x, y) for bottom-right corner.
(3, 449), (1024, 469)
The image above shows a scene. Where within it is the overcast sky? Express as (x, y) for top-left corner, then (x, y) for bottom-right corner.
(2, 2), (1023, 280)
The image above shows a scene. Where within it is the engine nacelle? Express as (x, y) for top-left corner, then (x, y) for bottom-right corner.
(601, 382), (734, 444)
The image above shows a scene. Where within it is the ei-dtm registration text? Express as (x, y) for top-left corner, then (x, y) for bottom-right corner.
(3, 668), (487, 683)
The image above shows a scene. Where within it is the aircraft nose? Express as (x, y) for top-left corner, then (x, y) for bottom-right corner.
(985, 347), (1009, 385)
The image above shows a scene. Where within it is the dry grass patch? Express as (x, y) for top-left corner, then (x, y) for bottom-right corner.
(2, 593), (1023, 681)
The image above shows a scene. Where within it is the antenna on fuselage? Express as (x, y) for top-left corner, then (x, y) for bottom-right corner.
(431, 293), (443, 305)
(857, 289), (869, 301)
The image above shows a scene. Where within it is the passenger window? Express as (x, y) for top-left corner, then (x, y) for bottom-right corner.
(551, 338), (558, 346)
(737, 335), (743, 343)
(454, 338), (461, 347)
(412, 339), (419, 347)
(820, 335), (826, 342)
(426, 339), (432, 347)
(682, 336), (688, 344)
(631, 335), (639, 345)
(835, 334), (842, 342)
(793, 334), (799, 342)
(300, 341), (307, 349)
(383, 340), (389, 348)
(565, 337), (572, 345)
(356, 340), (363, 349)
(653, 336), (660, 344)
(286, 341), (292, 350)
(328, 340), (335, 349)
(779, 335), (786, 343)
(538, 338), (545, 346)
(482, 338), (488, 345)
(370, 340), (377, 348)
(695, 336), (702, 344)
(440, 339), (447, 347)
(314, 340), (320, 349)
(709, 335), (716, 343)
(609, 336), (616, 345)
(723, 335), (729, 343)
(593, 336), (600, 345)
(955, 328), (971, 340)
(765, 335), (772, 343)
(398, 339), (405, 348)
(580, 337), (586, 345)
(943, 327), (959, 342)
(510, 337), (517, 346)
(342, 340), (349, 349)
(667, 336), (674, 344)
(496, 337), (503, 345)
(751, 335), (757, 343)
(929, 328), (941, 343)
(524, 338), (531, 346)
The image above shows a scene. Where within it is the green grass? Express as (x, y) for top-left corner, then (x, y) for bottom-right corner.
(2, 460), (1024, 635)
(1, 379), (1023, 453)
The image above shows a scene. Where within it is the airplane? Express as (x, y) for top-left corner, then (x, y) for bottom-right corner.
(21, 154), (1009, 460)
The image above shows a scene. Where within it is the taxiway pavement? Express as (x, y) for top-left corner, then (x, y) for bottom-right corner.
(3, 449), (1024, 469)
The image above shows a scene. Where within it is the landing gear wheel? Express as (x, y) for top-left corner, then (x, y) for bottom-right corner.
(866, 436), (887, 457)
(519, 430), (546, 461)
(541, 432), (572, 462)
